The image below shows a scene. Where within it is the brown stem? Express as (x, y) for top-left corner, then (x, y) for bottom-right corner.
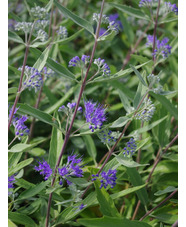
(132, 134), (178, 220)
(136, 121), (144, 163)
(172, 220), (178, 227)
(132, 200), (141, 220)
(139, 189), (178, 221)
(48, 5), (54, 37)
(122, 22), (151, 70)
(8, 21), (36, 131)
(45, 1), (105, 226)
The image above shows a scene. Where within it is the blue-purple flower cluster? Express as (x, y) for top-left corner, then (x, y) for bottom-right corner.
(58, 102), (82, 114)
(8, 175), (16, 195)
(56, 26), (68, 39)
(92, 169), (117, 189)
(123, 138), (137, 157)
(68, 55), (90, 68)
(165, 2), (178, 15)
(146, 35), (172, 59)
(41, 66), (55, 80)
(84, 100), (107, 132)
(19, 66), (43, 92)
(139, 0), (152, 8)
(9, 106), (29, 139)
(58, 154), (84, 185)
(94, 58), (111, 77)
(30, 6), (49, 20)
(34, 160), (53, 180)
(98, 129), (117, 146)
(135, 98), (156, 122)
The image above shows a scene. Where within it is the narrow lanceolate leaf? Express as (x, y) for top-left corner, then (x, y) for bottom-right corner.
(8, 138), (46, 153)
(126, 168), (148, 205)
(90, 61), (152, 83)
(77, 216), (152, 227)
(130, 64), (148, 87)
(8, 31), (24, 44)
(116, 156), (149, 168)
(47, 58), (76, 80)
(14, 103), (59, 128)
(110, 116), (131, 128)
(8, 212), (36, 227)
(49, 112), (63, 168)
(54, 0), (94, 35)
(83, 135), (97, 163)
(154, 186), (177, 196)
(94, 181), (120, 217)
(52, 28), (84, 44)
(33, 47), (50, 71)
(8, 158), (34, 177)
(17, 180), (50, 200)
(149, 92), (178, 120)
(109, 3), (149, 20)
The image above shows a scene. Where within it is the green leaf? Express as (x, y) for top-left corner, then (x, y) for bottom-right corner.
(133, 78), (147, 109)
(52, 28), (84, 44)
(15, 103), (59, 128)
(9, 138), (46, 153)
(130, 64), (148, 87)
(98, 30), (116, 42)
(29, 38), (51, 48)
(8, 87), (17, 94)
(94, 181), (120, 217)
(83, 135), (97, 163)
(29, 147), (46, 156)
(8, 219), (17, 227)
(45, 84), (79, 114)
(49, 113), (63, 168)
(149, 92), (178, 120)
(111, 184), (146, 200)
(8, 31), (24, 44)
(54, 0), (94, 35)
(8, 211), (36, 227)
(33, 47), (50, 71)
(8, 153), (22, 168)
(17, 180), (49, 200)
(117, 89), (132, 113)
(110, 116), (131, 128)
(8, 158), (33, 176)
(66, 177), (92, 187)
(126, 168), (148, 205)
(116, 156), (149, 168)
(109, 3), (149, 20)
(45, 0), (53, 11)
(90, 61), (152, 83)
(154, 186), (177, 196)
(77, 216), (151, 227)
(47, 58), (76, 80)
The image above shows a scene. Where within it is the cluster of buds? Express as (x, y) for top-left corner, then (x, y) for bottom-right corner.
(30, 6), (49, 20)
(123, 138), (137, 157)
(68, 55), (90, 68)
(98, 129), (117, 146)
(56, 26), (68, 39)
(147, 74), (163, 94)
(93, 58), (111, 77)
(135, 98), (156, 122)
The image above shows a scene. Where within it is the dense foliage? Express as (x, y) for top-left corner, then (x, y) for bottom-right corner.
(8, 0), (178, 226)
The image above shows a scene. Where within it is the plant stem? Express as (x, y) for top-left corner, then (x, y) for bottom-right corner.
(172, 220), (178, 227)
(132, 133), (178, 220)
(45, 1), (105, 226)
(139, 189), (178, 221)
(136, 121), (144, 163)
(8, 21), (36, 131)
(8, 136), (18, 147)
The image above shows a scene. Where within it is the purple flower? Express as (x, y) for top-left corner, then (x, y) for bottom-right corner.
(8, 175), (16, 195)
(69, 55), (90, 68)
(109, 13), (123, 30)
(98, 129), (117, 145)
(19, 66), (43, 92)
(12, 115), (29, 139)
(58, 154), (84, 185)
(94, 58), (111, 76)
(123, 138), (137, 157)
(56, 26), (68, 39)
(139, 0), (152, 7)
(92, 169), (117, 189)
(165, 2), (178, 15)
(67, 102), (76, 109)
(34, 160), (52, 180)
(99, 28), (108, 37)
(8, 106), (19, 125)
(84, 100), (107, 132)
(79, 204), (87, 210)
(41, 66), (55, 80)
(146, 35), (172, 59)
(108, 21), (119, 34)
